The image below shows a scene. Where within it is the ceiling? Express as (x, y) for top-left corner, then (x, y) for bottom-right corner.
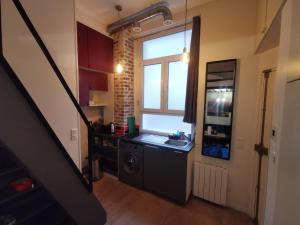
(75, 0), (214, 28)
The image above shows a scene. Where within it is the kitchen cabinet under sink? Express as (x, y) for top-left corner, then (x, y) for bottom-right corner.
(143, 145), (188, 203)
(119, 138), (194, 204)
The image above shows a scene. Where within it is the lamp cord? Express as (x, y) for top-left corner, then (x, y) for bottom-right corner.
(184, 0), (188, 49)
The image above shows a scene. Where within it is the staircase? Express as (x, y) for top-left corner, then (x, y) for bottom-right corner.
(0, 1), (107, 224)
(0, 142), (77, 225)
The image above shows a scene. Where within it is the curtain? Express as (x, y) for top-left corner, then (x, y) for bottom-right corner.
(183, 16), (201, 124)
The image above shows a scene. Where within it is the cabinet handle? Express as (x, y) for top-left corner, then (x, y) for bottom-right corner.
(144, 144), (159, 149)
(173, 150), (183, 154)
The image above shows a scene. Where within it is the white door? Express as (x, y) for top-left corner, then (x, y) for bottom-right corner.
(273, 80), (300, 225)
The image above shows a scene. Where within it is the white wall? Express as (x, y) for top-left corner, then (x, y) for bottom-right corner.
(2, 0), (82, 168)
(20, 0), (78, 97)
(134, 0), (260, 216)
(264, 0), (300, 224)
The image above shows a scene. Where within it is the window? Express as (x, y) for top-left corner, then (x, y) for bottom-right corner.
(143, 30), (192, 60)
(141, 30), (192, 135)
(168, 61), (188, 110)
(142, 114), (191, 134)
(143, 64), (161, 109)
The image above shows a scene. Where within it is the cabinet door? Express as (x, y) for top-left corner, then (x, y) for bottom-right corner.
(79, 69), (89, 106)
(144, 145), (187, 203)
(88, 71), (108, 91)
(267, 0), (283, 25)
(77, 22), (89, 68)
(87, 28), (113, 73)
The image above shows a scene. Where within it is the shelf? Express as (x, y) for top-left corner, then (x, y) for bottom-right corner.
(82, 103), (108, 107)
(79, 66), (112, 75)
(93, 133), (124, 138)
(204, 133), (229, 139)
(102, 157), (118, 163)
(93, 145), (117, 152)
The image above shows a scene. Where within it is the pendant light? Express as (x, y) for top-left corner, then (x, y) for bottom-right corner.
(181, 0), (190, 64)
(115, 5), (124, 74)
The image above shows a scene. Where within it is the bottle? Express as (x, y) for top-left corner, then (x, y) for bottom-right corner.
(111, 123), (115, 134)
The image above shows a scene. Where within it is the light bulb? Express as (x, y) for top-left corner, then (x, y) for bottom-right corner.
(116, 63), (123, 74)
(181, 47), (190, 64)
(222, 98), (226, 102)
(216, 98), (221, 103)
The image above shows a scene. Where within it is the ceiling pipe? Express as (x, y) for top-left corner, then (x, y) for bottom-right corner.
(107, 1), (173, 35)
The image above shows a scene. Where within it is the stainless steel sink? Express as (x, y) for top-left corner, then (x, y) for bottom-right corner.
(164, 139), (189, 147)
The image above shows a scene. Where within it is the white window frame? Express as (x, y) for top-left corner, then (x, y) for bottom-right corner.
(141, 55), (186, 115)
(139, 27), (192, 135)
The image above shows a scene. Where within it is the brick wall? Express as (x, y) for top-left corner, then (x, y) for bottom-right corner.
(113, 29), (134, 127)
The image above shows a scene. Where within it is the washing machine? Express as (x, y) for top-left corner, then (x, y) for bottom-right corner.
(118, 140), (143, 189)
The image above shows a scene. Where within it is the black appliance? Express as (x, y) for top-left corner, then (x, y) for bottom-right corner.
(118, 141), (143, 189)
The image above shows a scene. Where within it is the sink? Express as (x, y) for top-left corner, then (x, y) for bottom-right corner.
(164, 139), (189, 147)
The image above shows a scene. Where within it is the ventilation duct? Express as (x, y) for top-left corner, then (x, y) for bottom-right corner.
(107, 1), (173, 34)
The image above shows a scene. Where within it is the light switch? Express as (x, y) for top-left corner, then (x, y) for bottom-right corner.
(71, 128), (78, 141)
(271, 125), (278, 142)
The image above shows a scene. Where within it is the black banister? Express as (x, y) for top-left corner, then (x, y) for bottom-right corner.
(0, 55), (91, 192)
(0, 0), (94, 192)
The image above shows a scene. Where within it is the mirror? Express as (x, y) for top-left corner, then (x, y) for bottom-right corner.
(202, 59), (237, 160)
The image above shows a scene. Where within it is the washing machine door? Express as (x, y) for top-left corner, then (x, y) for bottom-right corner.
(123, 152), (140, 174)
(119, 141), (144, 188)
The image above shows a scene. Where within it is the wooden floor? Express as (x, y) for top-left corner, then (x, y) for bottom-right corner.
(94, 176), (254, 225)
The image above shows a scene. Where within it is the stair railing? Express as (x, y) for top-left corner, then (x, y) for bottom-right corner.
(0, 0), (93, 192)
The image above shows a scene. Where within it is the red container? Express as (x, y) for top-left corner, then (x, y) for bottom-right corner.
(10, 178), (34, 192)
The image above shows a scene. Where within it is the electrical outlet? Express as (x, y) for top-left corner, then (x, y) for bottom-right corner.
(70, 128), (78, 141)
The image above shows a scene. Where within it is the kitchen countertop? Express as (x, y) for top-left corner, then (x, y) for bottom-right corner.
(121, 133), (194, 153)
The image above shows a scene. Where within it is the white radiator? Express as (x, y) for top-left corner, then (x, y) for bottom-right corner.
(193, 162), (228, 206)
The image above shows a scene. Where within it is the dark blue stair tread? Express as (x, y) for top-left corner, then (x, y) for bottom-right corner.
(0, 148), (16, 162)
(0, 165), (23, 177)
(62, 221), (77, 225)
(0, 185), (40, 205)
(0, 189), (55, 224)
(20, 204), (67, 225)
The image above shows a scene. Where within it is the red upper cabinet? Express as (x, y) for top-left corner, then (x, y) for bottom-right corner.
(77, 22), (113, 73)
(89, 72), (108, 92)
(77, 22), (89, 68)
(79, 69), (90, 106)
(79, 69), (108, 106)
(87, 28), (113, 73)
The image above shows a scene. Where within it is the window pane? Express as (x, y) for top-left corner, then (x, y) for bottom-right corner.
(142, 114), (192, 134)
(144, 64), (161, 109)
(168, 61), (188, 110)
(143, 30), (192, 60)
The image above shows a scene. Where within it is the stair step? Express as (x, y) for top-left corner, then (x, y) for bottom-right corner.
(20, 204), (67, 225)
(0, 184), (40, 205)
(0, 189), (55, 224)
(0, 165), (23, 177)
(62, 220), (77, 225)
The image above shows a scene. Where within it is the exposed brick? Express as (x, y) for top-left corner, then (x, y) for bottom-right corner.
(113, 29), (135, 126)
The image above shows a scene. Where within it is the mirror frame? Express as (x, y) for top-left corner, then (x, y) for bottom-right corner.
(201, 59), (237, 160)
